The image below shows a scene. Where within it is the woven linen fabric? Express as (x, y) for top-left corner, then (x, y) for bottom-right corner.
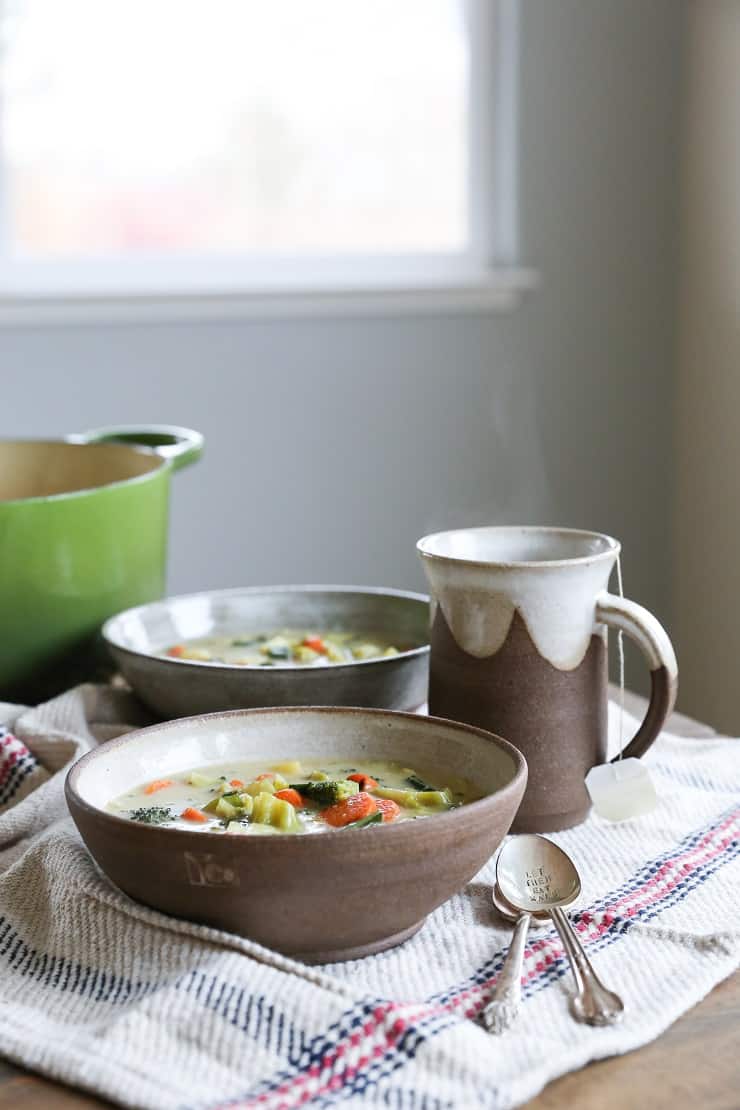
(0, 686), (738, 1110)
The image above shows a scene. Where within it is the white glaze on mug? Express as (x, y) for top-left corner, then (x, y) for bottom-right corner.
(418, 527), (620, 671)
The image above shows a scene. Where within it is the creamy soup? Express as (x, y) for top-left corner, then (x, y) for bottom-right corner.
(164, 631), (401, 667)
(107, 758), (479, 835)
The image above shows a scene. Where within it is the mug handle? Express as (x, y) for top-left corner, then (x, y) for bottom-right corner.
(595, 593), (678, 760)
(68, 425), (203, 471)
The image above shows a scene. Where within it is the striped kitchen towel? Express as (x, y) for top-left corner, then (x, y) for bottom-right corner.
(0, 724), (48, 811)
(0, 684), (738, 1110)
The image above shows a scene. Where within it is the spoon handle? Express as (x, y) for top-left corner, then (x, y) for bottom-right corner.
(481, 911), (532, 1034)
(550, 907), (624, 1026)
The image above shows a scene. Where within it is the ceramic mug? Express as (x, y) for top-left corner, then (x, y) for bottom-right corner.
(417, 526), (678, 832)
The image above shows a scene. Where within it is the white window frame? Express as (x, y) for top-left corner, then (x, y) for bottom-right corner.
(0, 0), (536, 325)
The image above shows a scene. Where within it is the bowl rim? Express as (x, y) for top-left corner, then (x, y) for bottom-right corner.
(65, 704), (527, 848)
(102, 584), (431, 672)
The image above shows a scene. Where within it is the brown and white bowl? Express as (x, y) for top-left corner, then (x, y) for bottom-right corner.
(102, 586), (430, 718)
(65, 706), (527, 963)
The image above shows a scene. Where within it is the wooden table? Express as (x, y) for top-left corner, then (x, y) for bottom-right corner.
(1, 692), (737, 1110)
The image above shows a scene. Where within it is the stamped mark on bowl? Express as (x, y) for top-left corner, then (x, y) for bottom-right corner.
(184, 851), (239, 888)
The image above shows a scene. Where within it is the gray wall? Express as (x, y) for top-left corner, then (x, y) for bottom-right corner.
(674, 1), (740, 731)
(1, 1), (684, 692)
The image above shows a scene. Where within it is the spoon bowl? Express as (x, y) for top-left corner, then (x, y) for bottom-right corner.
(497, 834), (581, 913)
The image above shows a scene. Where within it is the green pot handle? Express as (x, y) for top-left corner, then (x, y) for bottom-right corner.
(68, 425), (204, 471)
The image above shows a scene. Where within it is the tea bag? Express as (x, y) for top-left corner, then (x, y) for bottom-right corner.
(585, 555), (658, 822)
(586, 758), (657, 821)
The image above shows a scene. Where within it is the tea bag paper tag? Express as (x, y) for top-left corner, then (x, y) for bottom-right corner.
(585, 758), (657, 822)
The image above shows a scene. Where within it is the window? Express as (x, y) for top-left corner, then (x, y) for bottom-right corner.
(0, 0), (530, 318)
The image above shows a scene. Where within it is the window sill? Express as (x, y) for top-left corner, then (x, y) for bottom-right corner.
(0, 268), (538, 326)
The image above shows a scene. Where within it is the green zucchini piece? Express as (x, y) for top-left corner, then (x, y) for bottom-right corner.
(415, 789), (453, 809)
(344, 811), (383, 829)
(372, 786), (420, 807)
(373, 786), (452, 810)
(405, 773), (435, 792)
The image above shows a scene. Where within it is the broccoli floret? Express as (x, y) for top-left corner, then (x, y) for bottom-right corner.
(288, 780), (359, 806)
(129, 806), (173, 825)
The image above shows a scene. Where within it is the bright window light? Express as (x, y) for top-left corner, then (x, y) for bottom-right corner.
(0, 0), (527, 314)
(1, 0), (468, 257)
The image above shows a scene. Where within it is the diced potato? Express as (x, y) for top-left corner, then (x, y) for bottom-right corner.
(236, 793), (254, 815)
(326, 643), (348, 663)
(306, 769), (328, 781)
(243, 779), (276, 796)
(352, 643), (381, 660)
(382, 646), (399, 657)
(252, 793), (299, 830)
(271, 761), (302, 775)
(226, 820), (280, 836)
(180, 648), (212, 661)
(186, 771), (215, 788)
(215, 797), (240, 820)
(294, 645), (320, 664)
(272, 773), (288, 790)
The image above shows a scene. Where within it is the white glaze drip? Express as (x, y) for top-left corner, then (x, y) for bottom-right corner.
(422, 550), (617, 672)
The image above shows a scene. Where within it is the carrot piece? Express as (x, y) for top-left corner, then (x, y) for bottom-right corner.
(303, 636), (327, 654)
(320, 791), (378, 828)
(274, 788), (305, 808)
(181, 806), (207, 823)
(255, 772), (276, 781)
(230, 778), (245, 788)
(347, 772), (379, 792)
(167, 645), (185, 657)
(375, 798), (401, 823)
(144, 779), (174, 795)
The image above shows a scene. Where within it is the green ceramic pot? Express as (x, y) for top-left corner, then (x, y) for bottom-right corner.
(0, 425), (203, 703)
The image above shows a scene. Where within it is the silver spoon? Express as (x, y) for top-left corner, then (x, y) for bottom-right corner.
(496, 834), (625, 1026)
(481, 879), (548, 1033)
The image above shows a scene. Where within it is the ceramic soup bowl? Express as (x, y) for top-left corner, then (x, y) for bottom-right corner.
(66, 706), (527, 963)
(103, 586), (430, 718)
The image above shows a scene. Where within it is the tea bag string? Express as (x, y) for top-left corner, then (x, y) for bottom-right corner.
(616, 553), (625, 761)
